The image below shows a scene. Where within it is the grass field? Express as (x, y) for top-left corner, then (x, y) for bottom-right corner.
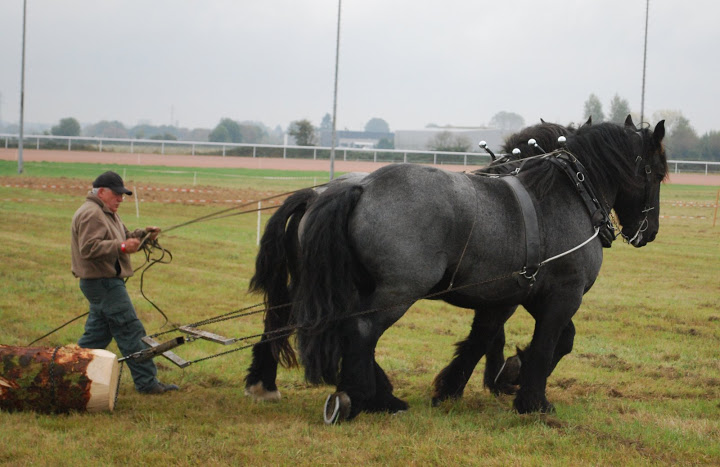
(1, 161), (719, 465)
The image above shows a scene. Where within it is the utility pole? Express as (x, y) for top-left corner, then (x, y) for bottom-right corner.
(18, 0), (28, 174)
(640, 0), (650, 125)
(329, 0), (342, 180)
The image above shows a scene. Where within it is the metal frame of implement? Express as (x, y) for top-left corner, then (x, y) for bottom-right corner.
(120, 325), (237, 368)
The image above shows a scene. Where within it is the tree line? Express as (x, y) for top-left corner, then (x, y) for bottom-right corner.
(583, 93), (719, 161)
(19, 118), (286, 145)
(13, 100), (719, 161)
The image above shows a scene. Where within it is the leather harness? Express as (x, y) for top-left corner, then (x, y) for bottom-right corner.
(499, 151), (614, 285)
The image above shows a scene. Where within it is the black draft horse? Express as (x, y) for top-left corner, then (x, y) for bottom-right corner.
(293, 117), (666, 422)
(244, 121), (584, 401)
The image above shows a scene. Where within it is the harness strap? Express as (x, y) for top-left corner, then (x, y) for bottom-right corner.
(501, 176), (541, 281)
(549, 154), (616, 247)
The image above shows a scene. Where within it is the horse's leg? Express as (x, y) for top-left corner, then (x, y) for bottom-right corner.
(245, 341), (280, 401)
(329, 317), (381, 421)
(513, 295), (581, 414)
(325, 303), (411, 423)
(484, 306), (523, 395)
(244, 306), (292, 402)
(245, 188), (313, 401)
(432, 306), (515, 405)
(497, 318), (576, 386)
(548, 319), (575, 375)
(368, 359), (408, 413)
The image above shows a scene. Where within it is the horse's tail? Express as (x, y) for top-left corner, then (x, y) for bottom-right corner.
(295, 184), (366, 385)
(249, 187), (318, 367)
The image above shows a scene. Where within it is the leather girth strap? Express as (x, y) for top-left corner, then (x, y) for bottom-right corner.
(501, 175), (541, 282)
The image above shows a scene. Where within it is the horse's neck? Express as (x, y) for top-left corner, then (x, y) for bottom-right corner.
(593, 178), (618, 212)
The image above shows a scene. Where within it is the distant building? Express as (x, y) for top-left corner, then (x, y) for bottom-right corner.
(394, 127), (507, 153)
(317, 130), (394, 148)
(313, 126), (509, 153)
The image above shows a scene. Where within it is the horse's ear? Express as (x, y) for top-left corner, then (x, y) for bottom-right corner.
(540, 118), (546, 124)
(653, 120), (666, 144)
(624, 114), (636, 129)
(583, 116), (592, 127)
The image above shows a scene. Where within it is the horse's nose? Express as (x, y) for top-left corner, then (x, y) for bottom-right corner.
(647, 231), (657, 242)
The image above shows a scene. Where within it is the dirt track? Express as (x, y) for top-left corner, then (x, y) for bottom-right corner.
(2, 148), (719, 186)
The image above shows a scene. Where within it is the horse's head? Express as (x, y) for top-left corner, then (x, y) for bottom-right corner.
(613, 116), (667, 247)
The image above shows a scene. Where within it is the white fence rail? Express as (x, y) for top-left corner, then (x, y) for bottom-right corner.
(0, 133), (491, 167)
(2, 133), (720, 174)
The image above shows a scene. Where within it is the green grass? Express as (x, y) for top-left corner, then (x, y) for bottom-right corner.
(0, 160), (335, 192)
(1, 163), (719, 464)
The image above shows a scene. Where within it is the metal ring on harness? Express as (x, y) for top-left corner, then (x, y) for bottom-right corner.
(519, 266), (539, 283)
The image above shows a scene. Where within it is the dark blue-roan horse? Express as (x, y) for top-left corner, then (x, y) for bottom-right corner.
(292, 117), (666, 423)
(244, 121), (580, 402)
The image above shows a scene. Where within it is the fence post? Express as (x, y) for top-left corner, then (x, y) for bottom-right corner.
(313, 148), (317, 160)
(36, 138), (39, 150)
(283, 146), (287, 159)
(222, 145), (226, 157)
(68, 139), (71, 151)
(99, 139), (103, 152)
(130, 141), (134, 154)
(161, 142), (165, 155)
(257, 201), (262, 246)
(192, 144), (195, 156)
(253, 146), (256, 158)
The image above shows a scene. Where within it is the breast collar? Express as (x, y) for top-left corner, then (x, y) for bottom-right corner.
(499, 151), (614, 285)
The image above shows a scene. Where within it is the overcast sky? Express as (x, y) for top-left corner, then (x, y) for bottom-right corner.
(0, 1), (717, 134)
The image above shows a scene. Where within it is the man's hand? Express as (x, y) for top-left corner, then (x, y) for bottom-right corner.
(123, 238), (142, 254)
(145, 226), (161, 241)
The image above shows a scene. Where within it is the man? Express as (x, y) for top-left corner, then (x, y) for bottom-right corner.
(71, 171), (178, 395)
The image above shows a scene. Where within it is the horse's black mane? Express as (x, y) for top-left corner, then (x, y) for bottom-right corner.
(473, 122), (575, 176)
(501, 122), (575, 155)
(471, 119), (666, 202)
(566, 122), (667, 190)
(517, 122), (667, 199)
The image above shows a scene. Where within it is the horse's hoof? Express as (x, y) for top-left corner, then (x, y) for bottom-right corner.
(387, 396), (409, 413)
(370, 394), (409, 413)
(513, 394), (555, 414)
(244, 382), (281, 402)
(494, 355), (521, 388)
(431, 395), (448, 407)
(324, 392), (351, 425)
(491, 383), (519, 396)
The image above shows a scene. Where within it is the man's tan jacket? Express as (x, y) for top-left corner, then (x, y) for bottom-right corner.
(71, 193), (144, 279)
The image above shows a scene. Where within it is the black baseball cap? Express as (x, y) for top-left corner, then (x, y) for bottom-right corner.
(92, 171), (133, 195)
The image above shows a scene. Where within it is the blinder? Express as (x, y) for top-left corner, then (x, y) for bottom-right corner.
(622, 153), (657, 245)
